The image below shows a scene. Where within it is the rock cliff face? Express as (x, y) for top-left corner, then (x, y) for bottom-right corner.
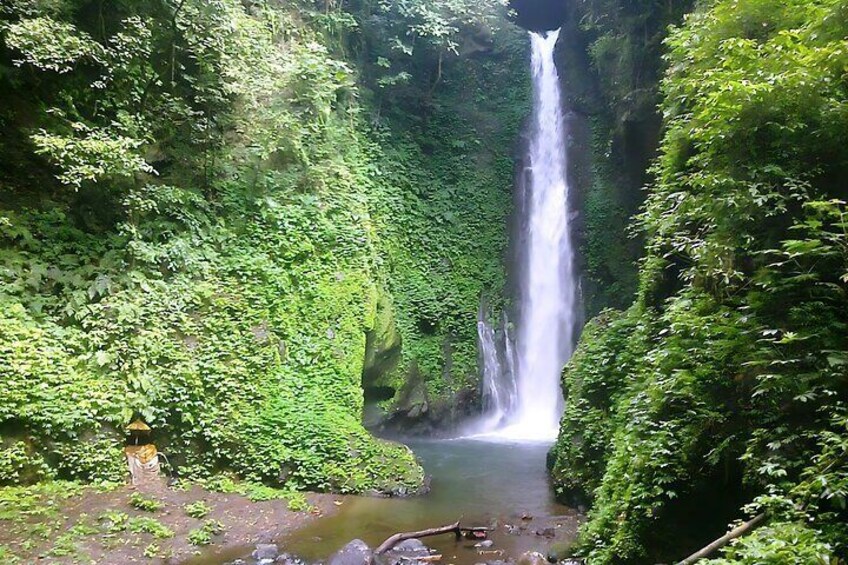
(553, 2), (684, 320)
(357, 18), (532, 436)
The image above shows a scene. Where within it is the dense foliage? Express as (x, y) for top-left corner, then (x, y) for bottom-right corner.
(0, 0), (525, 492)
(550, 0), (848, 562)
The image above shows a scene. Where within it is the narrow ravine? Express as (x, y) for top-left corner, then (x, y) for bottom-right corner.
(190, 27), (584, 565)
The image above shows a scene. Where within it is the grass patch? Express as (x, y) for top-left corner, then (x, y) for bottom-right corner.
(198, 476), (312, 511)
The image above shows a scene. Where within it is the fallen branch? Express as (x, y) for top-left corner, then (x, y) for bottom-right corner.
(677, 514), (766, 565)
(375, 521), (490, 555)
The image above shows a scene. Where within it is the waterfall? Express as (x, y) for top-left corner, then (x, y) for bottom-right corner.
(477, 308), (508, 428)
(477, 306), (519, 431)
(475, 28), (578, 442)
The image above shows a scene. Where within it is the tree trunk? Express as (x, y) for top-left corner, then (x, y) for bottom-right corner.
(678, 514), (765, 565)
(375, 521), (490, 555)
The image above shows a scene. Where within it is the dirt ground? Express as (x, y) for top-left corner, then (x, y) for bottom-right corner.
(0, 481), (340, 564)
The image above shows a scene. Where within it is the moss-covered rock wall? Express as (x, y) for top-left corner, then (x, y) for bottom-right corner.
(0, 0), (528, 489)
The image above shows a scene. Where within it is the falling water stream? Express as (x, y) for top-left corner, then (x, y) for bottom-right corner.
(477, 28), (578, 441)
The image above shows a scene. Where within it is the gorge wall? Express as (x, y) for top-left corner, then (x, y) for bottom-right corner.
(549, 0), (848, 563)
(0, 0), (528, 489)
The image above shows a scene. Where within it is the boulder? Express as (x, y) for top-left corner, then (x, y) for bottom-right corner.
(546, 541), (574, 563)
(534, 527), (556, 538)
(329, 539), (374, 565)
(393, 539), (429, 554)
(253, 544), (280, 560)
(381, 538), (432, 565)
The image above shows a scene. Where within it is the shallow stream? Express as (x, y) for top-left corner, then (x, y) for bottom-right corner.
(191, 438), (580, 564)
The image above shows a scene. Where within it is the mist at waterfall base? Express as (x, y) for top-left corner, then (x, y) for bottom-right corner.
(471, 29), (578, 443)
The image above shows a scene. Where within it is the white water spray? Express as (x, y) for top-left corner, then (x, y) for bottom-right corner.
(475, 29), (578, 442)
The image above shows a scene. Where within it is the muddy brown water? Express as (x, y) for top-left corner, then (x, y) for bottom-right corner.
(186, 438), (581, 564)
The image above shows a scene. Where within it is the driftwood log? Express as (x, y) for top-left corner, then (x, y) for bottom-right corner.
(375, 521), (491, 555)
(677, 514), (765, 565)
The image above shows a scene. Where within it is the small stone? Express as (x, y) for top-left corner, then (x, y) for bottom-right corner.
(474, 540), (494, 548)
(520, 512), (533, 521)
(517, 551), (548, 565)
(259, 560), (275, 565)
(253, 544), (280, 560)
(505, 524), (520, 535)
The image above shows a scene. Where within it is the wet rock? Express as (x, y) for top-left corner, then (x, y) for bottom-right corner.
(534, 527), (556, 538)
(393, 539), (429, 554)
(475, 540), (494, 548)
(259, 560), (275, 565)
(505, 524), (520, 535)
(546, 541), (574, 563)
(381, 538), (433, 565)
(226, 560), (247, 565)
(520, 512), (533, 521)
(329, 539), (374, 565)
(254, 544), (280, 560)
(276, 553), (307, 565)
(517, 552), (548, 565)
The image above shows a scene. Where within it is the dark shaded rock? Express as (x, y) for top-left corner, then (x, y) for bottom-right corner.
(253, 544), (280, 560)
(534, 527), (556, 538)
(546, 541), (574, 563)
(329, 539), (373, 565)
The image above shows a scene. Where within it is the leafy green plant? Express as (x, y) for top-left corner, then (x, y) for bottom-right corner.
(128, 492), (163, 513)
(183, 500), (211, 519)
(99, 511), (129, 534)
(186, 520), (224, 546)
(143, 543), (159, 558)
(126, 517), (173, 539)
